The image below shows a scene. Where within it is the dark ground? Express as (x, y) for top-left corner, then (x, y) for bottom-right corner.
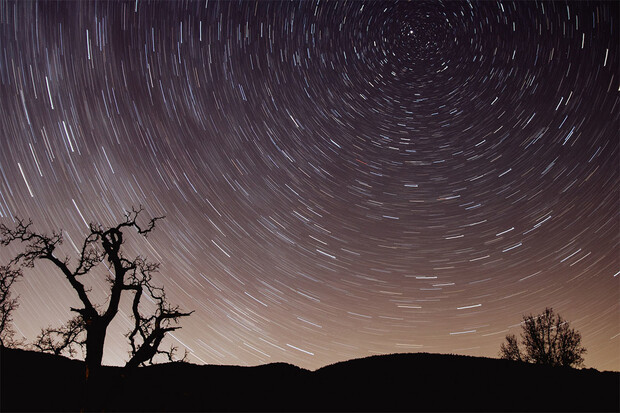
(1, 346), (618, 412)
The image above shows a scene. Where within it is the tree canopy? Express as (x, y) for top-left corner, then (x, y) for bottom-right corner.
(500, 307), (586, 368)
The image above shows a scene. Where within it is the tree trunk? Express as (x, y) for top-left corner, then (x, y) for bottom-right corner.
(83, 324), (107, 412)
(85, 325), (106, 376)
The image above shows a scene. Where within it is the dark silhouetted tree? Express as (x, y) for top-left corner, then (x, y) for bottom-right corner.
(500, 307), (586, 368)
(33, 315), (86, 357)
(0, 206), (193, 376)
(0, 265), (23, 347)
(499, 333), (522, 362)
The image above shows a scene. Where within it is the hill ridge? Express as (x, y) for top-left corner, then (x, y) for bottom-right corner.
(1, 347), (618, 412)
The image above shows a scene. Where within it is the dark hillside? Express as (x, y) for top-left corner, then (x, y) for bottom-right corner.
(312, 353), (620, 411)
(1, 347), (618, 412)
(1, 347), (86, 412)
(0, 347), (311, 412)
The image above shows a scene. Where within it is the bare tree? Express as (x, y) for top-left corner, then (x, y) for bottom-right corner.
(0, 206), (193, 376)
(125, 280), (191, 369)
(0, 265), (23, 347)
(500, 307), (586, 368)
(499, 333), (522, 362)
(33, 315), (86, 357)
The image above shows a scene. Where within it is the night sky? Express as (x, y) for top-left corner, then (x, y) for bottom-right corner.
(0, 0), (618, 371)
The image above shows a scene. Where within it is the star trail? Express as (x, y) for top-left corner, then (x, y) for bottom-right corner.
(0, 0), (618, 371)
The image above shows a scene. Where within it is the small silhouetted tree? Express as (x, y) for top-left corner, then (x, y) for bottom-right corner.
(0, 265), (23, 347)
(500, 307), (586, 368)
(0, 206), (193, 377)
(33, 315), (86, 357)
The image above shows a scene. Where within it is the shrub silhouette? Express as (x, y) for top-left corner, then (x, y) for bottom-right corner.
(500, 307), (586, 367)
(0, 206), (193, 377)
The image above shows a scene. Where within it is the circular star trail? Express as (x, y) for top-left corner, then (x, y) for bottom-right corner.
(0, 1), (618, 370)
